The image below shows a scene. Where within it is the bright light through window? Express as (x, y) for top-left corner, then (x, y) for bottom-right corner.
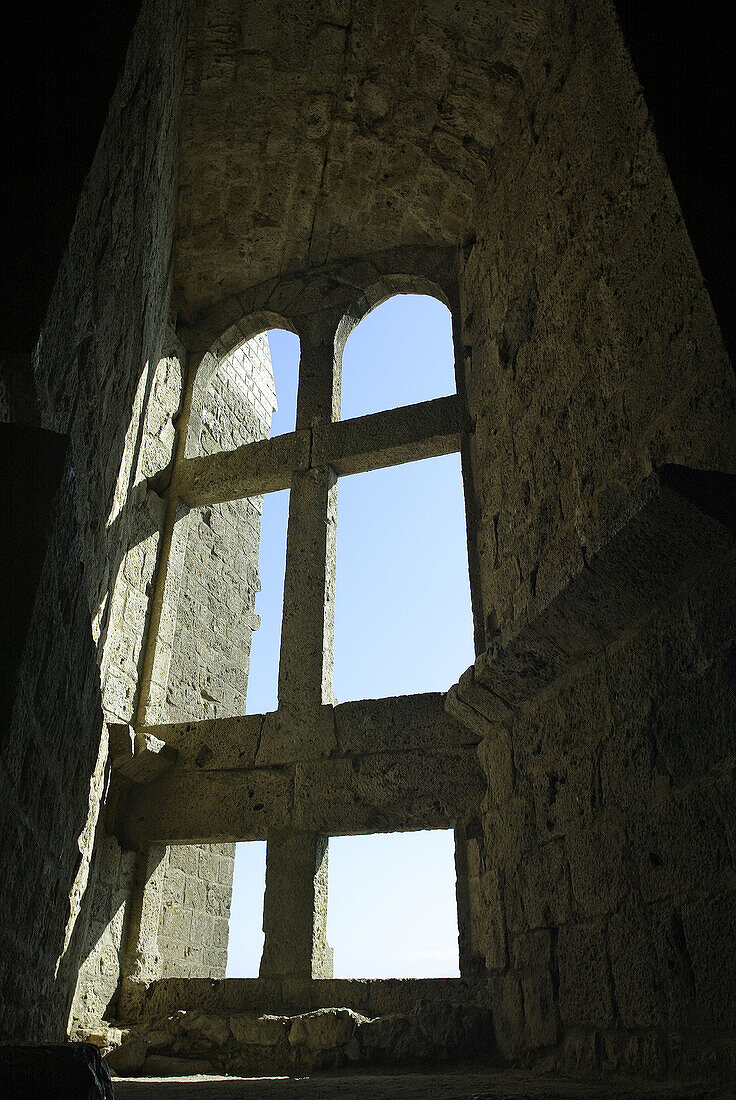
(225, 841), (266, 977)
(327, 830), (460, 978)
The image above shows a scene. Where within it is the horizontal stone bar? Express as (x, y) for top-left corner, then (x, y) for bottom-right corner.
(118, 697), (483, 847)
(176, 430), (310, 506)
(172, 395), (461, 507)
(133, 693), (477, 772)
(117, 742), (483, 848)
(334, 693), (478, 754)
(293, 750), (484, 834)
(311, 394), (462, 476)
(133, 975), (481, 1023)
(448, 465), (736, 730)
(119, 765), (295, 847)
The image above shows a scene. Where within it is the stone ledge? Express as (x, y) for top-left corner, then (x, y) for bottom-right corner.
(112, 998), (494, 1077)
(122, 975), (486, 1026)
(447, 465), (736, 733)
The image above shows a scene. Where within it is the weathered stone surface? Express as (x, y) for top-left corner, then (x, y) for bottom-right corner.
(260, 832), (332, 981)
(106, 1036), (149, 1075)
(142, 1054), (214, 1076)
(335, 694), (474, 756)
(6, 0), (736, 1085)
(289, 1008), (362, 1051)
(230, 1014), (289, 1047)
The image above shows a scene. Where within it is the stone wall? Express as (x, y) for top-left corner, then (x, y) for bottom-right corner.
(0, 470), (107, 1041)
(157, 844), (235, 979)
(0, 372), (9, 420)
(0, 0), (188, 1041)
(460, 0), (736, 640)
(66, 347), (184, 1038)
(457, 0), (736, 1075)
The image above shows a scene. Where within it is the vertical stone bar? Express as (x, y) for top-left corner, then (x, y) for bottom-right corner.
(117, 846), (167, 1018)
(295, 338), (341, 431)
(277, 466), (337, 716)
(259, 831), (333, 980)
(276, 332), (339, 724)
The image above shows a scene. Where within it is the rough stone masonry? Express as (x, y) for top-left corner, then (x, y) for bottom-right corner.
(1, 0), (735, 1088)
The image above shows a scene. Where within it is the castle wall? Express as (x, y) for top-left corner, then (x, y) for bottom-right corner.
(0, 0), (188, 1040)
(459, 0), (736, 1073)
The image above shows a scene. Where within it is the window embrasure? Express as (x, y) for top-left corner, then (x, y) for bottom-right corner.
(121, 275), (479, 983)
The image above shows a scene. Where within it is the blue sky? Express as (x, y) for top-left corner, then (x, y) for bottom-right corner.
(226, 295), (473, 979)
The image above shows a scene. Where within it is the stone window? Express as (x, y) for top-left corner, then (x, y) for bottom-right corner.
(119, 267), (483, 986)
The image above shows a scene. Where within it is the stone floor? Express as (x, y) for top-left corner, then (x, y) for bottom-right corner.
(112, 1071), (733, 1099)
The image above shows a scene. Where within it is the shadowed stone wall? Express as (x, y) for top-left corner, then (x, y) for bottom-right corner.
(457, 0), (736, 1075)
(3, 0), (735, 1080)
(0, 0), (188, 1041)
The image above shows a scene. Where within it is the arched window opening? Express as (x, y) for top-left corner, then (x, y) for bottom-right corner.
(333, 293), (473, 702)
(154, 329), (298, 723)
(340, 293), (455, 419)
(327, 831), (460, 978)
(129, 274), (476, 996)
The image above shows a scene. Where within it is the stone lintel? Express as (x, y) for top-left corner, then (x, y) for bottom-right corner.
(133, 975), (475, 1022)
(448, 465), (736, 729)
(176, 429), (310, 506)
(133, 693), (476, 770)
(311, 394), (461, 476)
(173, 395), (461, 507)
(116, 694), (485, 848)
(117, 746), (482, 847)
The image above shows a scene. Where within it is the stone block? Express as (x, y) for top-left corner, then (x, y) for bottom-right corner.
(521, 971), (559, 1049)
(608, 902), (661, 1029)
(510, 841), (571, 931)
(190, 910), (215, 946)
(557, 921), (614, 1029)
(683, 891), (736, 1030)
(105, 1037), (149, 1075)
(205, 947), (229, 974)
(212, 918), (230, 949)
(180, 1011), (230, 1045)
(288, 1008), (361, 1051)
(490, 971), (525, 1061)
(184, 877), (207, 913)
(602, 1030), (666, 1077)
(562, 1029), (599, 1074)
(169, 846), (199, 877)
(567, 825), (631, 919)
(142, 1054), (213, 1076)
(335, 693), (470, 755)
(630, 790), (731, 904)
(160, 906), (192, 940)
(230, 1014), (289, 1046)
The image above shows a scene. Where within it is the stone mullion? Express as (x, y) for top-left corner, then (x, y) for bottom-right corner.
(258, 831), (332, 980)
(277, 464), (337, 713)
(277, 335), (339, 715)
(261, 335), (337, 980)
